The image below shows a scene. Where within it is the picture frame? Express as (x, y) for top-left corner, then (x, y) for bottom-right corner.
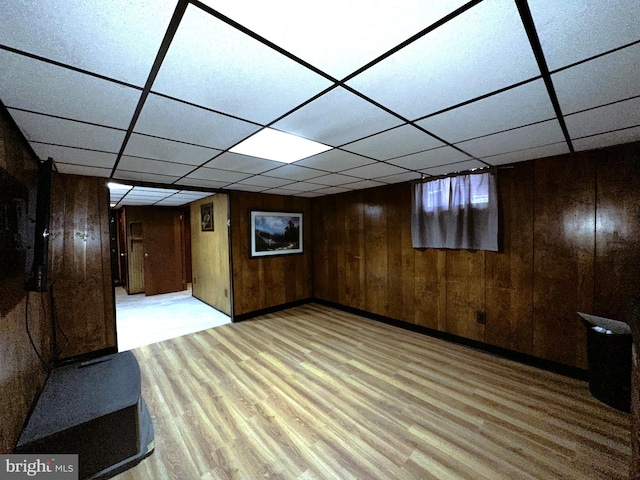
(201, 203), (214, 231)
(250, 210), (303, 257)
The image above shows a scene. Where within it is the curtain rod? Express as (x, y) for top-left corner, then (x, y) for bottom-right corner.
(414, 165), (510, 184)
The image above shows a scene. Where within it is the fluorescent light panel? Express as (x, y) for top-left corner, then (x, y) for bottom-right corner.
(107, 182), (133, 191)
(230, 128), (332, 163)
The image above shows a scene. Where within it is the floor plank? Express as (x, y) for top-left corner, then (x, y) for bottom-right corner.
(114, 303), (631, 480)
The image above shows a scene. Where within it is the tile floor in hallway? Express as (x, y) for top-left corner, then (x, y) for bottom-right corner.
(115, 285), (231, 351)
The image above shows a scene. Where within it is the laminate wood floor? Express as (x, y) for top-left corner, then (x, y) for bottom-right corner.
(113, 303), (631, 480)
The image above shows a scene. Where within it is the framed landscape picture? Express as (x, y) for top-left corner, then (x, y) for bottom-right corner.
(250, 211), (303, 257)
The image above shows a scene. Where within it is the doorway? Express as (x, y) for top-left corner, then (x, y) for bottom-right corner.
(115, 285), (230, 351)
(111, 192), (232, 351)
(119, 206), (186, 296)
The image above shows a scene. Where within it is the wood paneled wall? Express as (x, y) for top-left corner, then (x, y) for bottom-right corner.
(312, 143), (640, 369)
(49, 173), (115, 360)
(229, 192), (312, 317)
(0, 108), (51, 453)
(190, 194), (231, 316)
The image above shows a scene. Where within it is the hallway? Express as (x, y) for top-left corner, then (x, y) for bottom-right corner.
(115, 285), (231, 351)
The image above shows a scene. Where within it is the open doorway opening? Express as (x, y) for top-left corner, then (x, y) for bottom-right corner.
(115, 285), (230, 351)
(108, 184), (232, 351)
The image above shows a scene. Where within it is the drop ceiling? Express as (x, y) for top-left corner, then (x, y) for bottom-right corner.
(1, 0), (638, 200)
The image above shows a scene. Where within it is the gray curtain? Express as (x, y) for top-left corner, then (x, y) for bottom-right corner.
(411, 169), (498, 251)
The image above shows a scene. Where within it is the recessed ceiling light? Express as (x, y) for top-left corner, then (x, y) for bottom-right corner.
(230, 128), (332, 163)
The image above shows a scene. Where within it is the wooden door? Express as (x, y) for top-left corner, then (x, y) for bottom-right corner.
(142, 208), (185, 296)
(182, 208), (192, 284)
(127, 221), (145, 294)
(117, 209), (128, 288)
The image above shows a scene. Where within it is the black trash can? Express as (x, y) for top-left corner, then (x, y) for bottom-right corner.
(582, 317), (632, 413)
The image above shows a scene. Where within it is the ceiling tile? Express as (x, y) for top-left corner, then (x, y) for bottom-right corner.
(346, 0), (540, 119)
(177, 190), (213, 197)
(341, 162), (409, 180)
(481, 142), (570, 166)
(573, 126), (640, 153)
(131, 186), (179, 194)
(114, 170), (181, 184)
(0, 51), (141, 129)
(205, 152), (282, 174)
(200, 1), (469, 79)
(123, 133), (219, 165)
(416, 80), (556, 143)
(565, 96), (640, 140)
(342, 125), (443, 160)
(235, 176), (294, 188)
(375, 171), (422, 184)
(170, 191), (215, 201)
(530, 0), (640, 70)
(282, 181), (325, 192)
(307, 173), (363, 187)
(263, 164), (325, 182)
(175, 178), (229, 189)
(155, 198), (192, 206)
(388, 146), (473, 170)
(293, 149), (375, 172)
(312, 186), (354, 196)
(109, 182), (131, 192)
(0, 0), (177, 86)
(294, 191), (325, 198)
(227, 183), (269, 193)
(419, 160), (488, 176)
(117, 156), (196, 177)
(272, 87), (403, 146)
(134, 93), (261, 149)
(31, 145), (117, 169)
(113, 199), (154, 206)
(457, 120), (566, 159)
(9, 109), (126, 152)
(553, 44), (640, 115)
(341, 180), (386, 190)
(183, 168), (251, 183)
(152, 4), (332, 124)
(125, 193), (173, 201)
(55, 164), (112, 178)
(262, 187), (306, 196)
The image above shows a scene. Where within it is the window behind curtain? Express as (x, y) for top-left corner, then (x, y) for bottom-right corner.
(411, 169), (498, 251)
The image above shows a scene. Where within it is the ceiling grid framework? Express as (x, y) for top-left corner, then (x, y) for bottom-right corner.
(0, 0), (638, 205)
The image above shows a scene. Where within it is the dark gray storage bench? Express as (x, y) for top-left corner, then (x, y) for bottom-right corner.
(15, 351), (154, 480)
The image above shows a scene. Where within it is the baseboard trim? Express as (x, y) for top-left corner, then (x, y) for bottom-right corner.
(312, 298), (588, 381)
(54, 346), (119, 367)
(233, 298), (313, 322)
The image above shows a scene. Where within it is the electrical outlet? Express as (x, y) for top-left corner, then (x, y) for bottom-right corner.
(476, 311), (487, 325)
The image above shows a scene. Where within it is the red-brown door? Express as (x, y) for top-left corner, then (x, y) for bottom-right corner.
(142, 208), (185, 296)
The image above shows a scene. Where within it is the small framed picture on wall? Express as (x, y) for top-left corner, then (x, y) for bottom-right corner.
(201, 203), (214, 231)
